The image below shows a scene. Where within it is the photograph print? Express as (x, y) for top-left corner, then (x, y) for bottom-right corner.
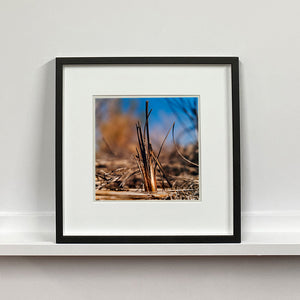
(95, 96), (200, 201)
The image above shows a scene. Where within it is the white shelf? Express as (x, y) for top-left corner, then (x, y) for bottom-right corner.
(0, 232), (300, 256)
(0, 212), (299, 256)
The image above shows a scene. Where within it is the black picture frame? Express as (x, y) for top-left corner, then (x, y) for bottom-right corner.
(56, 57), (241, 244)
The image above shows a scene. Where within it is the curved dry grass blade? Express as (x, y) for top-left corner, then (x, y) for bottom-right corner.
(172, 123), (199, 167)
(157, 122), (174, 159)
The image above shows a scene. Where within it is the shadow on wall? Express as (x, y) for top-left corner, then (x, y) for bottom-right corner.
(35, 60), (55, 213)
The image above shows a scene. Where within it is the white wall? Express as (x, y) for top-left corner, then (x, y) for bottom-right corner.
(1, 0), (300, 214)
(0, 0), (300, 298)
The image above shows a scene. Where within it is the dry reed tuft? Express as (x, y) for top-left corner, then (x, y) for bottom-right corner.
(135, 101), (172, 192)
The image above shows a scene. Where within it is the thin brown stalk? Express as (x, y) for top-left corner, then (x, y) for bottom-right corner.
(102, 137), (115, 156)
(136, 148), (150, 192)
(157, 122), (174, 159)
(172, 123), (199, 167)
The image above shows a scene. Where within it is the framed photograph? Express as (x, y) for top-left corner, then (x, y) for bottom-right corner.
(56, 57), (240, 243)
